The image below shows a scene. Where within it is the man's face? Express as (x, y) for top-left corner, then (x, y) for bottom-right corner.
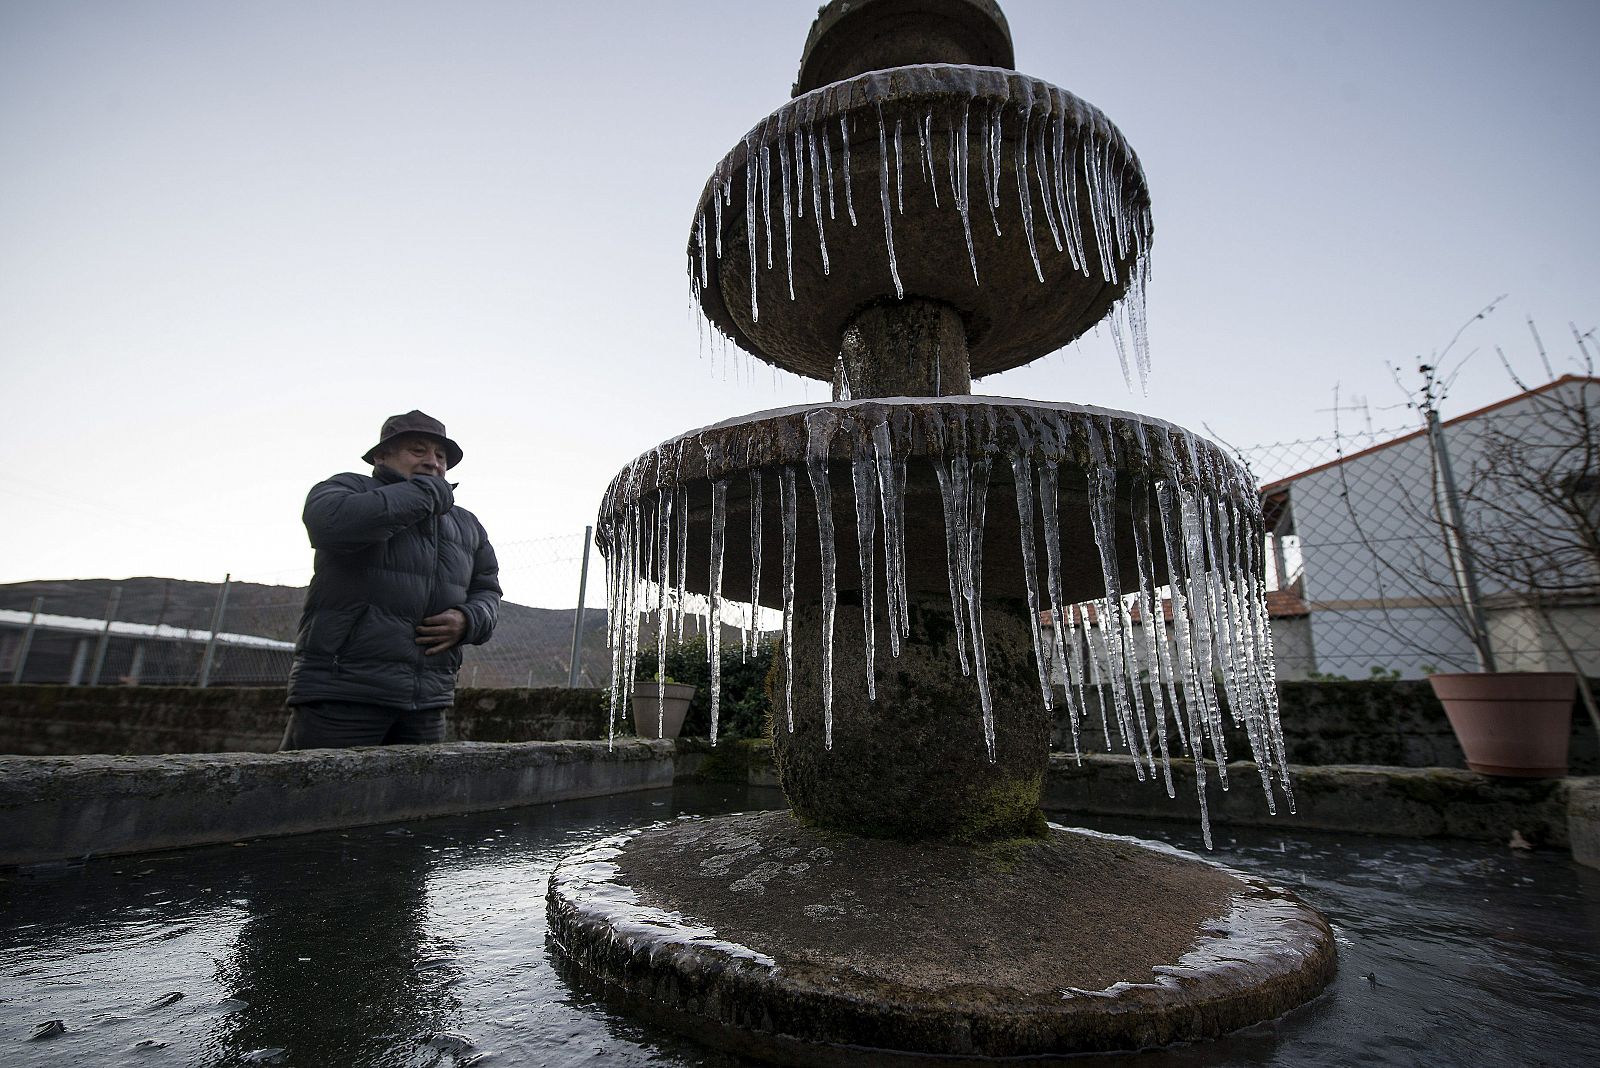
(375, 434), (449, 479)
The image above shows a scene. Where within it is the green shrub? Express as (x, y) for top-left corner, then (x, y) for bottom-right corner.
(634, 633), (775, 741)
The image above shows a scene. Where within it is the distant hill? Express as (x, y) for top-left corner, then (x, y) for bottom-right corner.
(0, 577), (613, 688)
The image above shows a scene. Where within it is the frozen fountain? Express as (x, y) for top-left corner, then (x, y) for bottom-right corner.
(548, 1), (1335, 1060)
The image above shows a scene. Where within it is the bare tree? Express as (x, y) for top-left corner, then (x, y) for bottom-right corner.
(1332, 308), (1600, 731)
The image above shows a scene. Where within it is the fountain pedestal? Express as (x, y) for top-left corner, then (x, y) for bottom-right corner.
(776, 595), (1047, 841)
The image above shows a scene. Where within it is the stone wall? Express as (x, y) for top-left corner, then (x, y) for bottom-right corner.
(0, 740), (671, 866)
(1055, 679), (1599, 774)
(0, 685), (609, 755)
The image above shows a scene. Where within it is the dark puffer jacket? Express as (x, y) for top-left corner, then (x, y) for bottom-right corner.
(287, 466), (501, 711)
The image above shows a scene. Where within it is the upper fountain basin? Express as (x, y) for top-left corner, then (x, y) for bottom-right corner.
(689, 64), (1153, 384)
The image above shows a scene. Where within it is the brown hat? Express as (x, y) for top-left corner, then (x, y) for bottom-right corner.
(362, 410), (465, 468)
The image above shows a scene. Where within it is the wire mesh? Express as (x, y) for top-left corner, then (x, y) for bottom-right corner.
(6, 377), (1597, 691)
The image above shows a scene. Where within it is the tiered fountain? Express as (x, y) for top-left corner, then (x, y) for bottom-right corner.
(549, 1), (1336, 1060)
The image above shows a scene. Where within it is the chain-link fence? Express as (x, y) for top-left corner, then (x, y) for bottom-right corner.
(1236, 375), (1600, 680)
(8, 378), (1598, 690)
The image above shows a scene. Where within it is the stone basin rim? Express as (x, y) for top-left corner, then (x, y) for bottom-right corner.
(694, 63), (1140, 215)
(597, 395), (1248, 529)
(545, 817), (1339, 1060)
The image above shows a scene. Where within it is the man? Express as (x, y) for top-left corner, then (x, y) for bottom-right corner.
(280, 410), (501, 749)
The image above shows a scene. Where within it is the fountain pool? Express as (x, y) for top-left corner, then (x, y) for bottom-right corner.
(4, 786), (1597, 1066)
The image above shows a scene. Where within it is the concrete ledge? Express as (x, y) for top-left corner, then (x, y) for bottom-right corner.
(0, 739), (672, 866)
(1045, 754), (1590, 847)
(1570, 779), (1600, 870)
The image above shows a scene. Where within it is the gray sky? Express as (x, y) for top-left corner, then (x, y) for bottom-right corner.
(3, 0), (1596, 607)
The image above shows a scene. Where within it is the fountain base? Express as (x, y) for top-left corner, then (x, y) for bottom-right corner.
(546, 811), (1337, 1064)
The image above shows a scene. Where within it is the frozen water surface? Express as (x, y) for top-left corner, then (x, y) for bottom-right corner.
(3, 789), (1598, 1067)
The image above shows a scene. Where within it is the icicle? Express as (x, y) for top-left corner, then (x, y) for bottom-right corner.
(841, 115), (857, 226)
(852, 458), (879, 701)
(674, 485), (688, 643)
(1063, 604), (1088, 760)
(933, 457), (971, 676)
(922, 110), (939, 207)
(1133, 469), (1187, 776)
(794, 128), (805, 220)
(777, 119), (795, 300)
(833, 352), (853, 400)
(871, 420), (907, 658)
(955, 101), (977, 285)
(972, 99), (998, 238)
(1084, 421), (1149, 773)
(745, 134), (759, 323)
(708, 479), (728, 744)
(1011, 453), (1054, 713)
(1032, 113), (1063, 254)
(694, 211), (710, 289)
(1013, 105), (1044, 283)
(965, 457), (996, 759)
(893, 115), (905, 214)
(656, 488), (673, 736)
(1039, 461), (1081, 760)
(780, 466), (798, 733)
(760, 142), (774, 271)
(805, 410), (840, 747)
(876, 104), (903, 299)
(748, 469), (764, 660)
(822, 124), (837, 220)
(713, 171), (725, 258)
(809, 127), (830, 275)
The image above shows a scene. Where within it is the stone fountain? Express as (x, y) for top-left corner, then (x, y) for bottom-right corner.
(548, 1), (1336, 1060)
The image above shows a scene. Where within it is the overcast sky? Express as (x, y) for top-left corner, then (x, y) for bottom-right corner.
(3, 0), (1596, 607)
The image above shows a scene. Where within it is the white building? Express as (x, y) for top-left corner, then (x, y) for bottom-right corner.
(1260, 375), (1600, 679)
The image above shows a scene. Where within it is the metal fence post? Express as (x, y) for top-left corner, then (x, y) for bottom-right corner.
(10, 596), (43, 683)
(198, 574), (232, 687)
(1425, 408), (1497, 672)
(87, 586), (122, 686)
(568, 526), (593, 688)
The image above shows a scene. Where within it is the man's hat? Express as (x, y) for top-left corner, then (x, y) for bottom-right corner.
(362, 410), (465, 468)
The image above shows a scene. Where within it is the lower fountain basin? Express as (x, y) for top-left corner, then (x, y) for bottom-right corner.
(546, 810), (1338, 1063)
(597, 395), (1250, 608)
(598, 397), (1288, 838)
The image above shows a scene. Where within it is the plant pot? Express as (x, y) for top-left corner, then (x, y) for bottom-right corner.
(631, 682), (697, 740)
(1427, 671), (1577, 777)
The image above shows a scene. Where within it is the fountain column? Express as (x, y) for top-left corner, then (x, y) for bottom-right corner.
(837, 300), (972, 399)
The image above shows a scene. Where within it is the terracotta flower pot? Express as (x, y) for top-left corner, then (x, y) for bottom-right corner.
(631, 682), (696, 740)
(1427, 671), (1577, 777)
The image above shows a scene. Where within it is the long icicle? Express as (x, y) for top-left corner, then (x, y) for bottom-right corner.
(708, 479), (728, 744)
(853, 457), (880, 701)
(805, 411), (840, 747)
(780, 465), (798, 732)
(876, 103), (903, 299)
(1011, 453), (1055, 714)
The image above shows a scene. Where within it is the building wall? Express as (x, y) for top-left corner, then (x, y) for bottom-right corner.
(1284, 379), (1600, 678)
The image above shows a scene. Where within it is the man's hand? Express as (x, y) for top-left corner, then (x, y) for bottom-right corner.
(416, 608), (468, 655)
